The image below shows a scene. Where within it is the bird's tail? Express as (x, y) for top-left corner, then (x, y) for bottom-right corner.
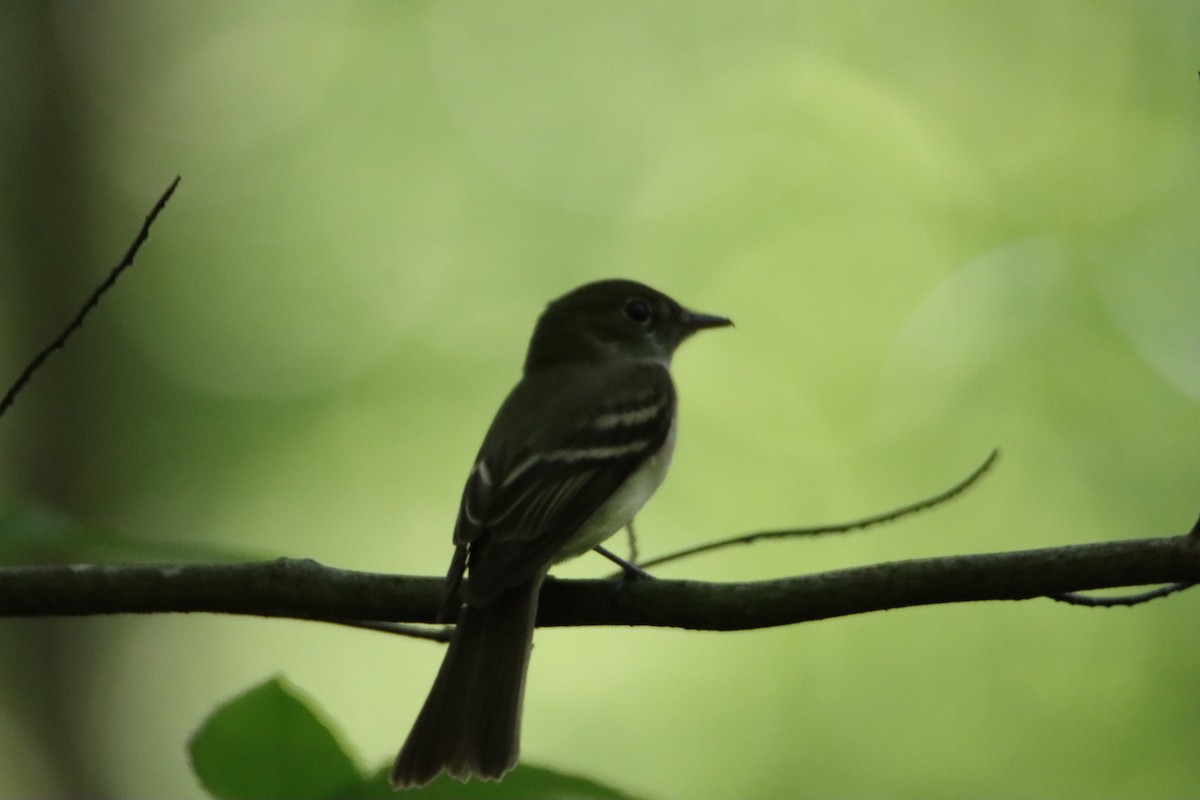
(389, 577), (540, 789)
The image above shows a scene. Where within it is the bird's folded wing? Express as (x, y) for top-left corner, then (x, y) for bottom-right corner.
(453, 362), (675, 604)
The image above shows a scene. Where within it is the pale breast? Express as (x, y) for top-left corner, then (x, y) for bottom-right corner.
(555, 417), (678, 562)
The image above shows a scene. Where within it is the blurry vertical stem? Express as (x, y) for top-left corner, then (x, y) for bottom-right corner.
(1, 9), (180, 796)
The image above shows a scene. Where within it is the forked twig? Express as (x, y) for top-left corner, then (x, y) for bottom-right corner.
(1050, 515), (1200, 607)
(1049, 582), (1196, 608)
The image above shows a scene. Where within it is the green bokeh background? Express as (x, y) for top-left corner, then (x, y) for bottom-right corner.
(1, 2), (1198, 798)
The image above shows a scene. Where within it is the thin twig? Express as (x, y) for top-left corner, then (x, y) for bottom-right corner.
(296, 615), (453, 642)
(1049, 582), (1196, 607)
(0, 176), (181, 420)
(630, 449), (999, 572)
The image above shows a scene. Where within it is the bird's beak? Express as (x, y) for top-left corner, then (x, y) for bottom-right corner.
(680, 308), (734, 333)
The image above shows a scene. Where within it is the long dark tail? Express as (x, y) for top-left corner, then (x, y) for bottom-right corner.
(390, 576), (541, 789)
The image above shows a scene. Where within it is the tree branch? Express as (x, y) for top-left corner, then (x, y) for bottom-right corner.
(0, 534), (1196, 633)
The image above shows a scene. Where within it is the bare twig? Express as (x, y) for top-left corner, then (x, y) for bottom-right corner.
(1049, 582), (1196, 608)
(0, 176), (181, 420)
(629, 449), (999, 573)
(296, 615), (453, 642)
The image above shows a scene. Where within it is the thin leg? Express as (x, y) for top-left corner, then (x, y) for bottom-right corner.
(624, 522), (640, 565)
(593, 545), (652, 580)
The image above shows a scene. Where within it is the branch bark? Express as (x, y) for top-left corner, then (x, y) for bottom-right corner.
(1, 533), (1196, 632)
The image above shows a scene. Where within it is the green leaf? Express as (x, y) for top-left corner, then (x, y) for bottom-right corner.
(354, 763), (645, 800)
(0, 504), (253, 564)
(189, 676), (364, 800)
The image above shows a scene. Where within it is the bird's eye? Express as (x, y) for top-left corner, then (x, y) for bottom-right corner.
(623, 298), (652, 324)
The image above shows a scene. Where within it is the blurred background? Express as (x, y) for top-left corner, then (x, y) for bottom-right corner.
(1, 2), (1197, 798)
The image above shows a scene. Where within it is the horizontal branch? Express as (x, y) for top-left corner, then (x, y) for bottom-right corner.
(1, 534), (1196, 632)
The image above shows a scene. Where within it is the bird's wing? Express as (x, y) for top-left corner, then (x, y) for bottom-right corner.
(450, 361), (675, 605)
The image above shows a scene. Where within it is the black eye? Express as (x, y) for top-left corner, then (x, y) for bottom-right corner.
(623, 298), (652, 324)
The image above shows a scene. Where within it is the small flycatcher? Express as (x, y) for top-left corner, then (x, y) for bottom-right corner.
(391, 279), (731, 788)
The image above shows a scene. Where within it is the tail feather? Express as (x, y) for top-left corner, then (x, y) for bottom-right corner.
(390, 577), (541, 789)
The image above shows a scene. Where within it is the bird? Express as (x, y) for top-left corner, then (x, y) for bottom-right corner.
(390, 278), (731, 789)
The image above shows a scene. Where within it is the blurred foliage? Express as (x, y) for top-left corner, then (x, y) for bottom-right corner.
(0, 1), (1197, 799)
(0, 505), (254, 564)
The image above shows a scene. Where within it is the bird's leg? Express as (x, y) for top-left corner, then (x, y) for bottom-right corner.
(593, 544), (652, 581)
(624, 521), (640, 565)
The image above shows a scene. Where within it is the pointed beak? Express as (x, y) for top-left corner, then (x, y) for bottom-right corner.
(680, 308), (734, 333)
